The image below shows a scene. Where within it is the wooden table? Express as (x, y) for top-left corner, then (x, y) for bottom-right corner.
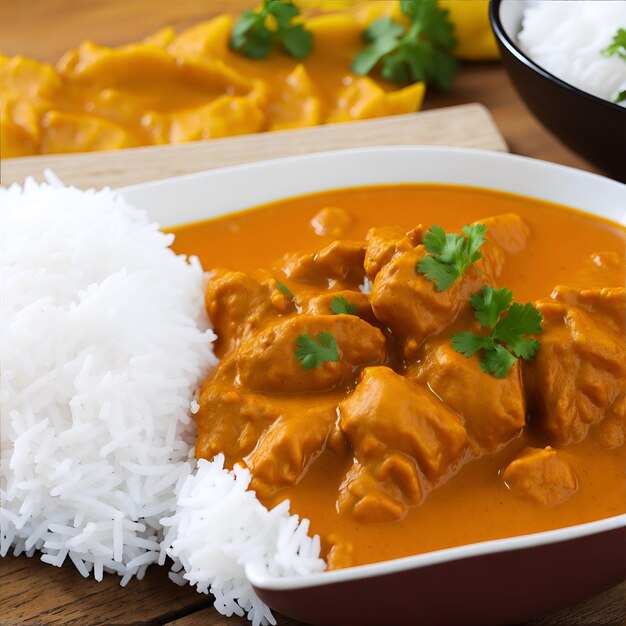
(1, 2), (623, 625)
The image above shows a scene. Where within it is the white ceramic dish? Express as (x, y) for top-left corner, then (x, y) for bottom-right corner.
(121, 147), (626, 626)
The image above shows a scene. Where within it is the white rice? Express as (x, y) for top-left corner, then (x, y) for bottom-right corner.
(518, 1), (626, 107)
(0, 174), (324, 622)
(0, 174), (216, 580)
(161, 456), (325, 626)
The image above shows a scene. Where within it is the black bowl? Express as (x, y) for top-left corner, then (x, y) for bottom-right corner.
(489, 0), (626, 182)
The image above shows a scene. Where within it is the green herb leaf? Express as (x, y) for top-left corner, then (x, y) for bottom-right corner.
(451, 330), (492, 357)
(281, 24), (314, 59)
(417, 223), (487, 291)
(230, 0), (313, 60)
(230, 8), (274, 59)
(480, 342), (518, 378)
(352, 0), (457, 89)
(276, 279), (293, 298)
(601, 27), (626, 61)
(614, 89), (626, 104)
(329, 295), (358, 315)
(451, 286), (543, 378)
(469, 285), (512, 328)
(295, 332), (340, 369)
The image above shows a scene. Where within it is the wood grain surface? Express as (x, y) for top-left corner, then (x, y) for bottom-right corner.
(0, 104), (507, 187)
(1, 2), (623, 626)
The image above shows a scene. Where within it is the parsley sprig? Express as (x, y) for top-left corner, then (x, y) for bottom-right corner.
(417, 224), (487, 291)
(451, 286), (543, 378)
(231, 0), (313, 60)
(295, 332), (339, 369)
(602, 27), (626, 61)
(352, 0), (457, 89)
(601, 28), (626, 103)
(330, 295), (358, 315)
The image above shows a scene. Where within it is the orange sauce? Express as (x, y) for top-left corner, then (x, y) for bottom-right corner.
(0, 13), (423, 157)
(171, 184), (625, 567)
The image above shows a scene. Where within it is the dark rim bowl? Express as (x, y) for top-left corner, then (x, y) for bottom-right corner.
(489, 0), (626, 182)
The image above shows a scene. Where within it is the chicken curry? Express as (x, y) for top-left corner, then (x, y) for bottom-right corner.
(171, 184), (625, 569)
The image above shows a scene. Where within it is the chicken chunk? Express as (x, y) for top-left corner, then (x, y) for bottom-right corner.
(205, 269), (290, 356)
(410, 334), (526, 451)
(282, 240), (365, 285)
(339, 367), (467, 480)
(364, 225), (419, 280)
(195, 383), (281, 465)
(502, 447), (578, 506)
(236, 314), (386, 393)
(525, 286), (625, 444)
(337, 367), (467, 521)
(302, 289), (374, 322)
(370, 246), (483, 358)
(310, 206), (352, 238)
(245, 402), (337, 497)
(477, 213), (530, 280)
(592, 394), (625, 449)
(326, 535), (355, 570)
(337, 454), (422, 523)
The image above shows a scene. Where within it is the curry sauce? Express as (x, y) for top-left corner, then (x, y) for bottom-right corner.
(171, 184), (625, 568)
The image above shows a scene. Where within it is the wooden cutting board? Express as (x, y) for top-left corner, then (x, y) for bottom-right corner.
(0, 103), (506, 188)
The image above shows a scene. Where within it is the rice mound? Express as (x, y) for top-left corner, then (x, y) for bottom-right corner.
(0, 175), (217, 582)
(518, 1), (626, 107)
(161, 456), (326, 626)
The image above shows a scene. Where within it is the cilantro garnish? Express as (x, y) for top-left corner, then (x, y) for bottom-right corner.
(416, 224), (487, 291)
(295, 332), (339, 369)
(451, 286), (543, 378)
(230, 0), (313, 60)
(615, 90), (626, 104)
(276, 279), (293, 298)
(330, 295), (358, 315)
(352, 0), (457, 89)
(601, 27), (626, 61)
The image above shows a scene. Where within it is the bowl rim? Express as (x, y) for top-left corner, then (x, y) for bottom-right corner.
(489, 0), (625, 114)
(247, 514), (626, 591)
(121, 146), (626, 228)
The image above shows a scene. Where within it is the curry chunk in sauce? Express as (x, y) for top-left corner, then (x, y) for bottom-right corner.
(186, 188), (625, 570)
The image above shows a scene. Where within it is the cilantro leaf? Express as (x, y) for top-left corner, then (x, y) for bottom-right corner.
(614, 89), (626, 104)
(330, 295), (358, 315)
(451, 286), (543, 378)
(417, 223), (487, 291)
(470, 286), (512, 328)
(451, 331), (491, 357)
(275, 279), (293, 298)
(230, 0), (313, 60)
(480, 343), (518, 378)
(601, 27), (626, 61)
(417, 254), (459, 291)
(352, 0), (458, 89)
(494, 301), (543, 359)
(295, 332), (340, 369)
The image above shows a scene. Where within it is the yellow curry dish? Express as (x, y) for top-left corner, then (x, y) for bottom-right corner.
(0, 0), (497, 158)
(170, 183), (625, 570)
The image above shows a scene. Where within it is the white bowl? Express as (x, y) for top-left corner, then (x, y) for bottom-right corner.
(121, 147), (626, 626)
